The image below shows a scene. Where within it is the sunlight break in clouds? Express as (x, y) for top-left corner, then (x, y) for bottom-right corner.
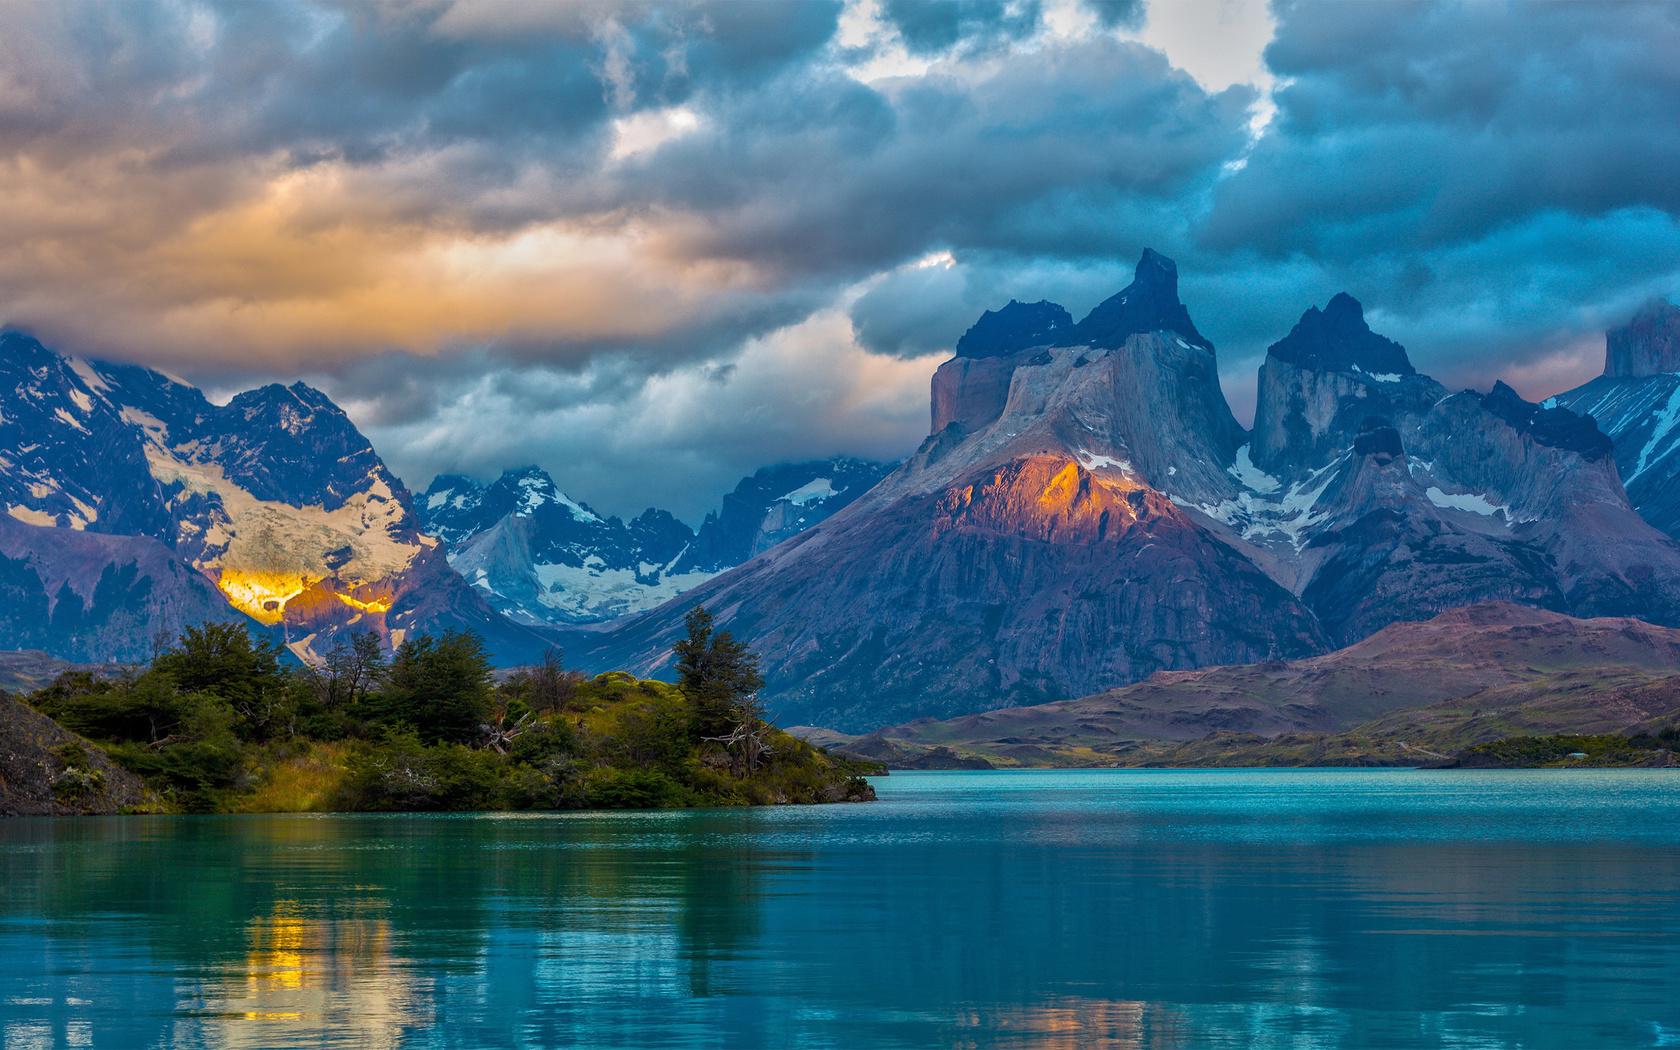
(1136, 0), (1279, 133)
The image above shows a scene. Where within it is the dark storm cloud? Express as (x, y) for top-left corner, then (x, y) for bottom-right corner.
(625, 38), (1253, 276)
(1186, 0), (1680, 403)
(1206, 1), (1680, 257)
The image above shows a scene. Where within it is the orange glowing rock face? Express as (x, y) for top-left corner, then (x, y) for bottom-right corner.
(216, 571), (314, 624)
(216, 569), (396, 625)
(934, 455), (1156, 544)
(334, 593), (392, 614)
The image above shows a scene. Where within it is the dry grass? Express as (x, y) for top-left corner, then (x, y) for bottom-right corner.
(232, 742), (351, 813)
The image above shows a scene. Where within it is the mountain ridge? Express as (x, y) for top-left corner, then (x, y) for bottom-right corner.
(579, 254), (1680, 731)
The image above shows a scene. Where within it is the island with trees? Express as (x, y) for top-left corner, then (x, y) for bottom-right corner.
(0, 607), (879, 815)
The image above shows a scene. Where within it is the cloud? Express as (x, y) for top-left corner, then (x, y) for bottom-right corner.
(1188, 1), (1680, 404)
(0, 0), (1676, 515)
(337, 306), (942, 522)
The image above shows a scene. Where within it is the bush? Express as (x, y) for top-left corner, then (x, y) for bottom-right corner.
(362, 631), (495, 744)
(334, 729), (504, 811)
(586, 766), (690, 808)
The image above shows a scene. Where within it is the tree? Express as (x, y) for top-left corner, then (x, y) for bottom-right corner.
(371, 630), (495, 744)
(672, 606), (765, 749)
(503, 646), (578, 715)
(152, 622), (287, 738)
(314, 631), (387, 709)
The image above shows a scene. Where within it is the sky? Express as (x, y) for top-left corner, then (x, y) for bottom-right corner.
(0, 0), (1677, 522)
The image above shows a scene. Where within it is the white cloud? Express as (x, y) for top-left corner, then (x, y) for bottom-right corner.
(1137, 0), (1278, 131)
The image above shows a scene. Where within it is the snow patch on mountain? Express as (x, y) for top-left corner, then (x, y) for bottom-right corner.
(1185, 459), (1339, 550)
(1425, 486), (1509, 519)
(8, 506), (56, 527)
(782, 478), (836, 505)
(531, 561), (719, 622)
(1226, 445), (1281, 494)
(1075, 450), (1134, 474)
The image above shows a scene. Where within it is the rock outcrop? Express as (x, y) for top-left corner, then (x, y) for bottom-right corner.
(0, 692), (152, 815)
(1549, 298), (1680, 539)
(1605, 298), (1680, 378)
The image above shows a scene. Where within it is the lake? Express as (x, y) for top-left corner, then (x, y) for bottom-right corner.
(3, 768), (1680, 1048)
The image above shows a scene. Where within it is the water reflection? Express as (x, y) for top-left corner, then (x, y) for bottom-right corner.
(183, 904), (427, 1047)
(2, 771), (1679, 1048)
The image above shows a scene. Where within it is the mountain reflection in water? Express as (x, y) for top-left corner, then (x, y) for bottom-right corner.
(4, 769), (1680, 1049)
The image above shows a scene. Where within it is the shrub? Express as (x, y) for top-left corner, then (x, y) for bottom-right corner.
(363, 631), (495, 744)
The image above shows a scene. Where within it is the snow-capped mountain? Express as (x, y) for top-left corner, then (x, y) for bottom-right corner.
(417, 459), (894, 626)
(1548, 299), (1680, 540)
(0, 330), (551, 663)
(685, 459), (897, 568)
(583, 252), (1680, 731)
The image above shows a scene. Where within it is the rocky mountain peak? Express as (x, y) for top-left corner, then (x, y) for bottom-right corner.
(1267, 293), (1415, 376)
(1062, 248), (1212, 351)
(1481, 381), (1612, 461)
(208, 381), (393, 512)
(1604, 297), (1680, 378)
(954, 300), (1074, 359)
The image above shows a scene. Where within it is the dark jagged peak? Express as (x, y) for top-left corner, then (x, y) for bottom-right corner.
(1481, 380), (1535, 430)
(1352, 416), (1404, 459)
(1605, 296), (1680, 378)
(954, 300), (1074, 358)
(1061, 248), (1212, 351)
(227, 381), (339, 424)
(418, 474), (486, 543)
(626, 507), (696, 566)
(1268, 293), (1415, 377)
(206, 381), (392, 511)
(1481, 381), (1612, 461)
(482, 466), (604, 524)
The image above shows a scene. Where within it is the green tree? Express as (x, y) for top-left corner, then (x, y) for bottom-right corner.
(371, 630), (495, 744)
(152, 622), (288, 738)
(673, 606), (764, 743)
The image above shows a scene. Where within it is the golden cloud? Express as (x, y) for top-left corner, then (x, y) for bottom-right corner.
(0, 150), (770, 369)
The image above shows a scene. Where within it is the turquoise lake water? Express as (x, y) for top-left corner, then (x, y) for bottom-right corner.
(4, 768), (1680, 1048)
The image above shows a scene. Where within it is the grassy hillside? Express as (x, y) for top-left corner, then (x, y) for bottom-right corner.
(795, 604), (1680, 769)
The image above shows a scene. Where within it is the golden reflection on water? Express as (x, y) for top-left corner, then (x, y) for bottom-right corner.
(946, 996), (1186, 1049)
(181, 901), (427, 1047)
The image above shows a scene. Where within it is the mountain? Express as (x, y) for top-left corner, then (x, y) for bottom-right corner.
(417, 458), (894, 626)
(581, 252), (1680, 732)
(796, 603), (1680, 765)
(0, 330), (551, 664)
(1234, 293), (1680, 643)
(417, 467), (707, 626)
(684, 458), (898, 567)
(1547, 298), (1680, 539)
(584, 252), (1332, 729)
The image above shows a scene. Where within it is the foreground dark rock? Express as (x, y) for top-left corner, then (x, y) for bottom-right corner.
(0, 693), (151, 815)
